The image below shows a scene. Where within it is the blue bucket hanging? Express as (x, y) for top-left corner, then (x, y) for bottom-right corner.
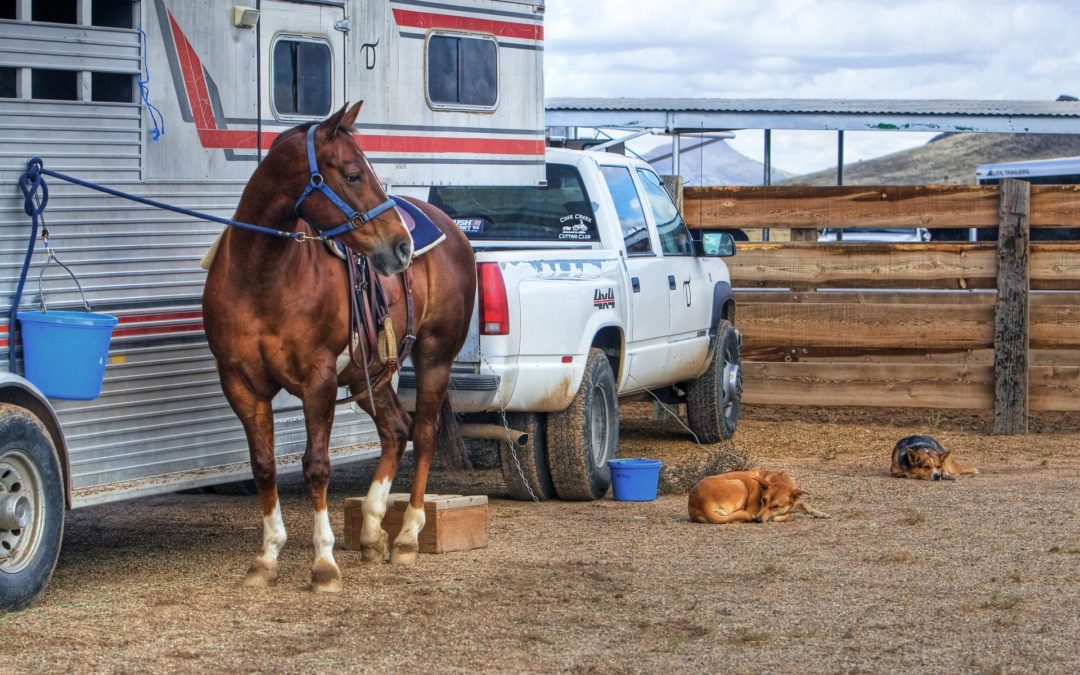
(17, 253), (116, 400)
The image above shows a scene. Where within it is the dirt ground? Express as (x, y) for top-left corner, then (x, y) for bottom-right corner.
(2, 403), (1079, 674)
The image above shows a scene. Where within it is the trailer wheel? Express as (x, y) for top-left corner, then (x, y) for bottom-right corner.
(547, 349), (619, 500)
(498, 412), (556, 501)
(686, 320), (742, 443)
(0, 404), (65, 611)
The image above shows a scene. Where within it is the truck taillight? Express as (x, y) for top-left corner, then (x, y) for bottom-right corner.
(477, 262), (509, 335)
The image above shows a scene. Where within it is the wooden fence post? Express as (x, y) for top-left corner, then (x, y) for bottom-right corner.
(993, 179), (1031, 435)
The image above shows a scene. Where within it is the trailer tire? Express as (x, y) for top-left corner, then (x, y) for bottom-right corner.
(0, 404), (65, 612)
(686, 320), (742, 443)
(546, 349), (619, 501)
(498, 413), (557, 501)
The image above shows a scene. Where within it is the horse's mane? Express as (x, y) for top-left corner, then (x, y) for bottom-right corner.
(270, 119), (357, 151)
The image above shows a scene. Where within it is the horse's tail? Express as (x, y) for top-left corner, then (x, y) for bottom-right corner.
(437, 396), (472, 472)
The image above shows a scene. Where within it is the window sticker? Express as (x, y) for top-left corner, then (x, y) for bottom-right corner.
(454, 217), (485, 234)
(559, 213), (594, 241)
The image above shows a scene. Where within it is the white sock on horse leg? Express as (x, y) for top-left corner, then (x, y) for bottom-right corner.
(361, 477), (391, 544)
(312, 508), (335, 563)
(260, 501), (287, 563)
(395, 504), (426, 550)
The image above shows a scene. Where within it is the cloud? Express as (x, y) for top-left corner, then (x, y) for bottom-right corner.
(543, 0), (1079, 173)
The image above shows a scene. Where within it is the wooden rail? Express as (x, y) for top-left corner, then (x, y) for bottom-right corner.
(681, 181), (1080, 431)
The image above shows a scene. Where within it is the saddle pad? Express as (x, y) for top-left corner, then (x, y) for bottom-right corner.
(391, 195), (446, 256)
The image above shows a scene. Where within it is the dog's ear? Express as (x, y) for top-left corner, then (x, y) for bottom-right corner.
(940, 449), (952, 460)
(905, 448), (918, 465)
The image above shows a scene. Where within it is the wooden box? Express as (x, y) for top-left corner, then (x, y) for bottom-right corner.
(342, 493), (489, 554)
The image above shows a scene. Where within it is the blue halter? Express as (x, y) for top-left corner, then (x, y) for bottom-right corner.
(293, 124), (397, 239)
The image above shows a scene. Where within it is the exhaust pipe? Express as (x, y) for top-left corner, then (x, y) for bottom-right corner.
(459, 423), (528, 448)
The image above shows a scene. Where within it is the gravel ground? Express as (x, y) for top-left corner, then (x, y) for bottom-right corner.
(1, 404), (1078, 674)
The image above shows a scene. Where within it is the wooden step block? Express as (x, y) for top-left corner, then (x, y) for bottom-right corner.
(342, 493), (489, 554)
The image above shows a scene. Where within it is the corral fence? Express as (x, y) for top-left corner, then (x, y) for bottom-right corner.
(682, 179), (1080, 434)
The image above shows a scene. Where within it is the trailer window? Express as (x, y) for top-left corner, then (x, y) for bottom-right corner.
(272, 37), (332, 118)
(92, 72), (133, 103)
(92, 0), (135, 28)
(0, 68), (14, 98)
(427, 34), (497, 109)
(427, 164), (598, 243)
(32, 0), (76, 24)
(32, 69), (77, 101)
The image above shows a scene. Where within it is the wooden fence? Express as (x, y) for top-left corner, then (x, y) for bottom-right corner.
(683, 181), (1080, 434)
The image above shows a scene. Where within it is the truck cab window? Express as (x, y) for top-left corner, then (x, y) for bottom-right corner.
(272, 37), (332, 118)
(427, 34), (498, 109)
(637, 169), (692, 255)
(428, 164), (598, 243)
(599, 165), (652, 255)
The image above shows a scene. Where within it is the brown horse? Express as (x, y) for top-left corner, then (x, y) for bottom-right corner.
(202, 103), (475, 592)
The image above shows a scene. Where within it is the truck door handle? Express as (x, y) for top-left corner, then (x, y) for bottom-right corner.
(668, 275), (676, 290)
(631, 277), (640, 293)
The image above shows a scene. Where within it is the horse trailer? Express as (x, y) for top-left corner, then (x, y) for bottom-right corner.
(0, 0), (545, 610)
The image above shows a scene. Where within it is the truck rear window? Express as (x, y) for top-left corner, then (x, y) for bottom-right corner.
(428, 164), (598, 243)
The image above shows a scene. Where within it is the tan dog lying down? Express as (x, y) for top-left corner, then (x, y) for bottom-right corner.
(688, 469), (830, 524)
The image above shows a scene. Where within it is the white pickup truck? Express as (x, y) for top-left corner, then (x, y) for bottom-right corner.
(401, 147), (741, 501)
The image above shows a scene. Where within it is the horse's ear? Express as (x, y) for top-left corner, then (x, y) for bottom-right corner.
(340, 101), (364, 129)
(321, 101), (363, 136)
(321, 103), (350, 133)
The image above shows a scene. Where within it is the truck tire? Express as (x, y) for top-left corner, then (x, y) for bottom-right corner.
(686, 320), (742, 443)
(0, 404), (65, 611)
(498, 413), (556, 501)
(547, 349), (619, 500)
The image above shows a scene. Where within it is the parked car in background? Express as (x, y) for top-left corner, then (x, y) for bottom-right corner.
(818, 227), (931, 243)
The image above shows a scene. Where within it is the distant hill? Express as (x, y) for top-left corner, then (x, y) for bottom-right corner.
(642, 137), (793, 186)
(781, 133), (1080, 185)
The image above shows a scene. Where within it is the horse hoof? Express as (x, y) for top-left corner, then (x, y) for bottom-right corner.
(310, 558), (342, 593)
(360, 530), (389, 563)
(243, 559), (279, 587)
(310, 577), (344, 593)
(390, 546), (418, 565)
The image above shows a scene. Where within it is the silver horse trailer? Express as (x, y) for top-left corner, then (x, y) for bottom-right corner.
(0, 0), (545, 609)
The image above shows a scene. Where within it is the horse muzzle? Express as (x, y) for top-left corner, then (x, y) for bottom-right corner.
(371, 238), (413, 275)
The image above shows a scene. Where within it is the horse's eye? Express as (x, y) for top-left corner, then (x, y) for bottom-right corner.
(345, 173), (362, 184)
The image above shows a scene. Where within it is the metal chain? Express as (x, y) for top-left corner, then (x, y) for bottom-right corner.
(481, 354), (541, 504)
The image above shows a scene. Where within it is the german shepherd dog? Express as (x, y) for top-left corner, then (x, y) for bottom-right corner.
(890, 435), (978, 481)
(688, 469), (831, 524)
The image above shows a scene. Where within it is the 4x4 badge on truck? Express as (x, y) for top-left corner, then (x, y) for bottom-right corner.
(593, 288), (615, 310)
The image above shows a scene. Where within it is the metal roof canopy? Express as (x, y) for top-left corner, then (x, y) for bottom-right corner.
(546, 97), (1080, 241)
(544, 98), (1080, 135)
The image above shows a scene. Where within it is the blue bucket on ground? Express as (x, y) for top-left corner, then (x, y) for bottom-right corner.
(17, 310), (118, 399)
(608, 458), (663, 502)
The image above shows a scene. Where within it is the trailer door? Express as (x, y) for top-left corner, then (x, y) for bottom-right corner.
(260, 1), (347, 132)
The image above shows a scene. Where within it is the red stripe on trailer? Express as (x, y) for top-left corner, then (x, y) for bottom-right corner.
(167, 11), (542, 156)
(392, 8), (543, 41)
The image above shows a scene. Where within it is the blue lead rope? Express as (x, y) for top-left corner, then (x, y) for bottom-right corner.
(11, 157), (415, 373)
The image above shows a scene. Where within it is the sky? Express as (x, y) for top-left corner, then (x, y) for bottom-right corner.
(543, 0), (1080, 175)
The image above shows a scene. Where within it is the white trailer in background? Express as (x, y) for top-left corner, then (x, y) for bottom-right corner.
(0, 0), (545, 610)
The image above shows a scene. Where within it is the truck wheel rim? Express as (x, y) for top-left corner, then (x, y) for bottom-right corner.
(589, 383), (613, 468)
(0, 449), (45, 574)
(722, 362), (742, 409)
